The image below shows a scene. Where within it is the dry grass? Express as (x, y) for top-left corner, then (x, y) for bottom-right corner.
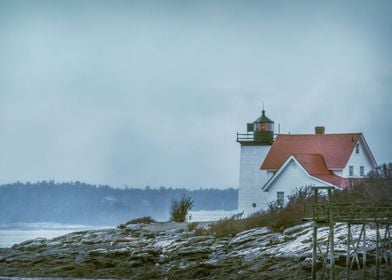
(187, 222), (209, 236)
(211, 186), (313, 237)
(211, 163), (392, 237)
(126, 216), (156, 224)
(333, 163), (392, 203)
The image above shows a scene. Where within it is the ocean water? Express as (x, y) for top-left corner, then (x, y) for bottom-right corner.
(0, 223), (110, 248)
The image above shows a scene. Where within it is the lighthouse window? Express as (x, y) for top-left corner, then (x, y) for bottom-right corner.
(355, 144), (359, 154)
(277, 192), (284, 208)
(254, 123), (273, 132)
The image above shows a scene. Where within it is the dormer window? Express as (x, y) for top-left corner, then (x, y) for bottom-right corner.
(355, 143), (359, 154)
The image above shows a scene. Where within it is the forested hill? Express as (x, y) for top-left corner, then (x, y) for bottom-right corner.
(0, 182), (237, 225)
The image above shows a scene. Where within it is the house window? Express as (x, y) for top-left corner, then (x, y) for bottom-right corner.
(355, 143), (359, 154)
(252, 203), (257, 208)
(360, 166), (364, 176)
(277, 192), (284, 208)
(349, 166), (354, 176)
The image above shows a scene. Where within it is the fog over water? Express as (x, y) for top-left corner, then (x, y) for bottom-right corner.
(0, 0), (391, 189)
(0, 223), (109, 247)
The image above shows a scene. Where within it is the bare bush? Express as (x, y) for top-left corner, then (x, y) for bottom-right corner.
(269, 186), (313, 231)
(126, 216), (156, 224)
(334, 163), (392, 203)
(211, 186), (315, 236)
(211, 163), (391, 237)
(187, 222), (209, 236)
(170, 195), (194, 222)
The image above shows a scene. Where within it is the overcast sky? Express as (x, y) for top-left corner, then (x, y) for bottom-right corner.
(0, 0), (391, 189)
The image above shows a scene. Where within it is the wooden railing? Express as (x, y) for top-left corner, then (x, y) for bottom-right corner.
(313, 202), (392, 224)
(311, 186), (392, 280)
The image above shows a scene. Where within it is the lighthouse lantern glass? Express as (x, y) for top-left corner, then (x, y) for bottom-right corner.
(254, 122), (273, 132)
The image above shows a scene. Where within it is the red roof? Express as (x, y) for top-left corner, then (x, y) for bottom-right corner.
(261, 133), (361, 170)
(315, 175), (351, 188)
(293, 154), (331, 175)
(292, 154), (351, 187)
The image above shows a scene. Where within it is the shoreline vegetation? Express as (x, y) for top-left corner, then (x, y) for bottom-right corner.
(0, 163), (391, 278)
(1, 220), (391, 279)
(208, 163), (392, 237)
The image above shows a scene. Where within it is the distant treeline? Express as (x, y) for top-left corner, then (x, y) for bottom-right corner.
(0, 181), (237, 225)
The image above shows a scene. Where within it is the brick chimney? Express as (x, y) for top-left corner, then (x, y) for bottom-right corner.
(315, 126), (325, 134)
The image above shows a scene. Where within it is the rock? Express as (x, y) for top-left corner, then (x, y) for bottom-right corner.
(186, 236), (212, 245)
(158, 254), (170, 263)
(110, 247), (130, 255)
(177, 246), (212, 257)
(229, 227), (271, 246)
(0, 222), (390, 279)
(110, 236), (139, 245)
(88, 248), (108, 255)
(130, 252), (154, 262)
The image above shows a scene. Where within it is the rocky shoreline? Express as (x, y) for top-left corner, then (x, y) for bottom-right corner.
(0, 222), (390, 279)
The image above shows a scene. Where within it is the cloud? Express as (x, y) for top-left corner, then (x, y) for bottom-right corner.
(0, 0), (391, 188)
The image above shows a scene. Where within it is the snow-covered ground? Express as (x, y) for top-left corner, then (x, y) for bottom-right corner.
(186, 210), (241, 222)
(2, 221), (390, 279)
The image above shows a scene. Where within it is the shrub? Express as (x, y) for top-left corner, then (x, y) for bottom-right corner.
(170, 195), (194, 222)
(210, 163), (391, 237)
(333, 163), (392, 203)
(211, 186), (314, 236)
(194, 226), (209, 236)
(187, 222), (199, 232)
(187, 222), (209, 236)
(269, 186), (313, 231)
(210, 215), (239, 237)
(210, 210), (272, 237)
(126, 216), (156, 224)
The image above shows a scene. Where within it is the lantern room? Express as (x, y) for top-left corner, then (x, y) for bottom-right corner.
(250, 110), (274, 133)
(237, 109), (274, 146)
(250, 109), (274, 144)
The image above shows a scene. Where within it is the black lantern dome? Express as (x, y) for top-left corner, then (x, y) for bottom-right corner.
(237, 109), (274, 146)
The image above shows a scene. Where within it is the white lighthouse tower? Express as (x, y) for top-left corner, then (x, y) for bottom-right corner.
(237, 109), (274, 216)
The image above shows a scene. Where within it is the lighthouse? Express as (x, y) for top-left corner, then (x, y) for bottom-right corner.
(237, 109), (274, 216)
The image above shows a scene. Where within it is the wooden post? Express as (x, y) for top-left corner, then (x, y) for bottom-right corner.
(309, 196), (392, 279)
(387, 224), (391, 271)
(347, 222), (351, 280)
(312, 187), (318, 280)
(328, 188), (335, 280)
(363, 224), (366, 279)
(376, 222), (379, 280)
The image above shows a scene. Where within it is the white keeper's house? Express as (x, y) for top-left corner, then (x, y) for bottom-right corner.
(237, 109), (377, 216)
